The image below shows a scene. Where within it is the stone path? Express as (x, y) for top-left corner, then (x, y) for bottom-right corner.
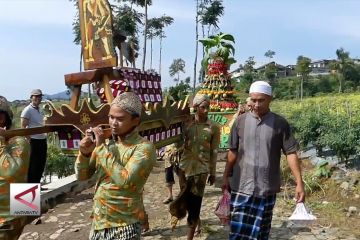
(19, 160), (359, 240)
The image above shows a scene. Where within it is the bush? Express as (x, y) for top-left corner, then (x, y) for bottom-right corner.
(272, 94), (360, 165)
(45, 144), (75, 182)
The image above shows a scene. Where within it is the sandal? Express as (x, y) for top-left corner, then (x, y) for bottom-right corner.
(162, 197), (173, 204)
(195, 219), (202, 237)
(141, 213), (150, 235)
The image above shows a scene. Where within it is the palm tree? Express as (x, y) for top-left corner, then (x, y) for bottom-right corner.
(199, 0), (224, 36)
(112, 4), (143, 67)
(169, 58), (186, 84)
(198, 0), (224, 83)
(295, 55), (311, 101)
(146, 18), (162, 70)
(194, 0), (200, 93)
(330, 47), (351, 93)
(125, 0), (152, 71)
(157, 15), (174, 74)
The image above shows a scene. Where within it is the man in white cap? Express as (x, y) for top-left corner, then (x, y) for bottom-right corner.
(245, 97), (253, 112)
(76, 92), (156, 240)
(20, 89), (47, 186)
(222, 81), (305, 240)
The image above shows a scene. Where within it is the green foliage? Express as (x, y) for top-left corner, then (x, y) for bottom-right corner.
(314, 161), (332, 178)
(199, 32), (236, 70)
(113, 4), (144, 37)
(272, 94), (360, 165)
(199, 0), (224, 35)
(318, 113), (359, 163)
(146, 17), (163, 38)
(236, 73), (253, 94)
(296, 56), (312, 77)
(45, 144), (75, 181)
(291, 108), (324, 153)
(243, 56), (256, 74)
(167, 81), (191, 101)
(264, 62), (277, 85)
(264, 50), (275, 61)
(296, 55), (312, 100)
(303, 171), (324, 194)
(122, 0), (152, 8)
(169, 58), (186, 83)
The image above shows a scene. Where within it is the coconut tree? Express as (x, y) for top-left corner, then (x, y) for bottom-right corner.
(125, 0), (152, 71)
(199, 0), (224, 37)
(157, 15), (174, 74)
(112, 4), (143, 67)
(169, 58), (186, 84)
(146, 17), (165, 70)
(198, 0), (224, 83)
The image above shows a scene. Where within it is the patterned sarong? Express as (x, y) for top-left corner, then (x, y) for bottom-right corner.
(89, 222), (141, 240)
(229, 192), (276, 240)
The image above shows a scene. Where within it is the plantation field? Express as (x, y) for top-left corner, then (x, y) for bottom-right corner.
(272, 93), (360, 165)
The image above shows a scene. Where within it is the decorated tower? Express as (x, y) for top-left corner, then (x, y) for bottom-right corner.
(198, 59), (238, 112)
(198, 33), (238, 148)
(198, 33), (238, 112)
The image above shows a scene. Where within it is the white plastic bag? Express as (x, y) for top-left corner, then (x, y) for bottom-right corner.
(289, 203), (316, 226)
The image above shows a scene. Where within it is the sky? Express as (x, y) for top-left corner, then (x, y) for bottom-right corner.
(1, 0), (360, 101)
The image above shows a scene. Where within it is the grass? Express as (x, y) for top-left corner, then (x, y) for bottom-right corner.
(279, 158), (360, 237)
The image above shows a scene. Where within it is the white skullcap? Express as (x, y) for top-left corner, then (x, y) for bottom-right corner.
(249, 81), (272, 96)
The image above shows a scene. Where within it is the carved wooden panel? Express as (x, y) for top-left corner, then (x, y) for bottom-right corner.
(78, 0), (117, 70)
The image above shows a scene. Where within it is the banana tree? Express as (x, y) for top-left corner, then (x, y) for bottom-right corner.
(199, 32), (236, 70)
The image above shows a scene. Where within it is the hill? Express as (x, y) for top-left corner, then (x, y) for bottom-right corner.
(43, 90), (72, 100)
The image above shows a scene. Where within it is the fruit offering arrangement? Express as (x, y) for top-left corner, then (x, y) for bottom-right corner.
(197, 60), (238, 112)
(96, 68), (163, 103)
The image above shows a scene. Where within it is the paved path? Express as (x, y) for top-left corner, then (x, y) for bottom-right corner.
(19, 160), (359, 240)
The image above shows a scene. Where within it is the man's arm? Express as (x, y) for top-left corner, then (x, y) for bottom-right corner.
(222, 117), (240, 192)
(21, 118), (29, 128)
(281, 118), (304, 202)
(208, 125), (220, 185)
(20, 107), (30, 129)
(75, 151), (96, 181)
(222, 150), (237, 192)
(286, 153), (305, 202)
